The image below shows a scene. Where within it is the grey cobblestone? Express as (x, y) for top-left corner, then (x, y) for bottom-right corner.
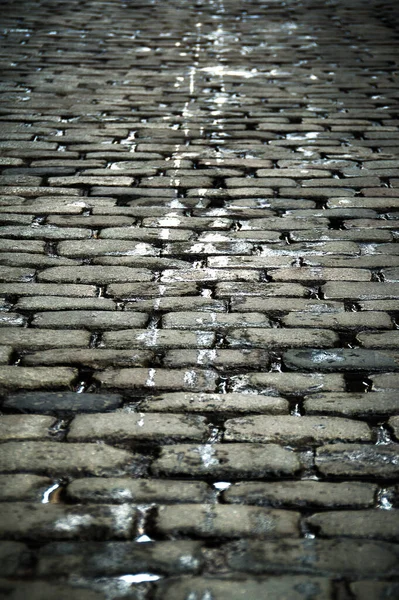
(1, 0), (399, 593)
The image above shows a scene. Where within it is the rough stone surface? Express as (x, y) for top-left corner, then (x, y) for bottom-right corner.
(1, 0), (399, 592)
(224, 481), (377, 509)
(155, 577), (333, 600)
(152, 444), (300, 479)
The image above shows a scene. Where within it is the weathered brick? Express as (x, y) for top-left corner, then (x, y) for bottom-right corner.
(316, 444), (399, 478)
(0, 441), (144, 477)
(95, 368), (217, 392)
(155, 504), (300, 539)
(0, 503), (137, 541)
(68, 412), (208, 444)
(225, 415), (371, 445)
(306, 510), (399, 542)
(152, 444), (300, 479)
(139, 392), (288, 415)
(224, 481), (376, 509)
(227, 328), (338, 348)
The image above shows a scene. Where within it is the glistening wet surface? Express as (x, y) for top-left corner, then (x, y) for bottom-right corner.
(0, 0), (399, 598)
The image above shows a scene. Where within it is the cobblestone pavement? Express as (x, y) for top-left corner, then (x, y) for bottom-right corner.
(0, 0), (399, 597)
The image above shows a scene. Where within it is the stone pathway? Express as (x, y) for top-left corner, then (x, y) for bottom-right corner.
(0, 0), (399, 597)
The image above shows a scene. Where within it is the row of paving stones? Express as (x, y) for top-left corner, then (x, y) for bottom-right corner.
(1, 0), (399, 597)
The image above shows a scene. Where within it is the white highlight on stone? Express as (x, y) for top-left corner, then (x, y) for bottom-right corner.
(145, 369), (156, 387)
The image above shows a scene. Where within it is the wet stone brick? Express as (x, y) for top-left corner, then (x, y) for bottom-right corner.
(139, 392), (288, 415)
(151, 444), (300, 479)
(66, 478), (210, 505)
(3, 392), (123, 414)
(22, 349), (154, 369)
(283, 349), (399, 372)
(94, 368), (217, 392)
(162, 312), (272, 330)
(102, 330), (215, 350)
(224, 415), (371, 445)
(282, 312), (392, 330)
(37, 266), (153, 284)
(315, 444), (399, 478)
(155, 576), (333, 600)
(0, 441), (144, 478)
(225, 539), (399, 577)
(31, 311), (148, 330)
(224, 481), (377, 509)
(306, 510), (399, 543)
(232, 372), (346, 396)
(68, 412), (208, 445)
(163, 349), (270, 370)
(304, 392), (399, 418)
(0, 415), (55, 441)
(226, 328), (338, 349)
(37, 540), (204, 576)
(0, 329), (90, 350)
(0, 367), (78, 391)
(0, 503), (137, 541)
(0, 474), (52, 502)
(155, 504), (300, 539)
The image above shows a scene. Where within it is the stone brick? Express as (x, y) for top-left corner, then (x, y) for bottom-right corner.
(3, 391), (123, 414)
(306, 510), (399, 542)
(68, 412), (208, 445)
(95, 368), (217, 392)
(0, 474), (52, 501)
(22, 349), (154, 368)
(162, 311), (271, 330)
(66, 478), (210, 504)
(58, 240), (159, 258)
(15, 297), (116, 311)
(390, 416), (399, 440)
(0, 441), (144, 477)
(0, 415), (55, 441)
(37, 540), (203, 576)
(230, 297), (343, 313)
(231, 372), (346, 396)
(282, 312), (392, 330)
(0, 503), (137, 541)
(316, 444), (399, 478)
(37, 266), (153, 284)
(357, 331), (399, 348)
(0, 329), (90, 350)
(323, 282), (399, 300)
(0, 367), (78, 391)
(283, 349), (399, 372)
(163, 349), (270, 370)
(0, 346), (12, 364)
(102, 330), (215, 349)
(226, 539), (399, 577)
(32, 311), (148, 330)
(151, 444), (300, 479)
(226, 328), (338, 349)
(155, 576), (333, 600)
(139, 392), (288, 415)
(304, 392), (399, 417)
(224, 415), (371, 445)
(155, 504), (300, 539)
(268, 267), (371, 282)
(0, 283), (96, 297)
(224, 481), (376, 509)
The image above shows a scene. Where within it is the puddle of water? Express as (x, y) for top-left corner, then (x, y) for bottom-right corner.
(42, 483), (60, 504)
(213, 481), (231, 490)
(119, 574), (161, 583)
